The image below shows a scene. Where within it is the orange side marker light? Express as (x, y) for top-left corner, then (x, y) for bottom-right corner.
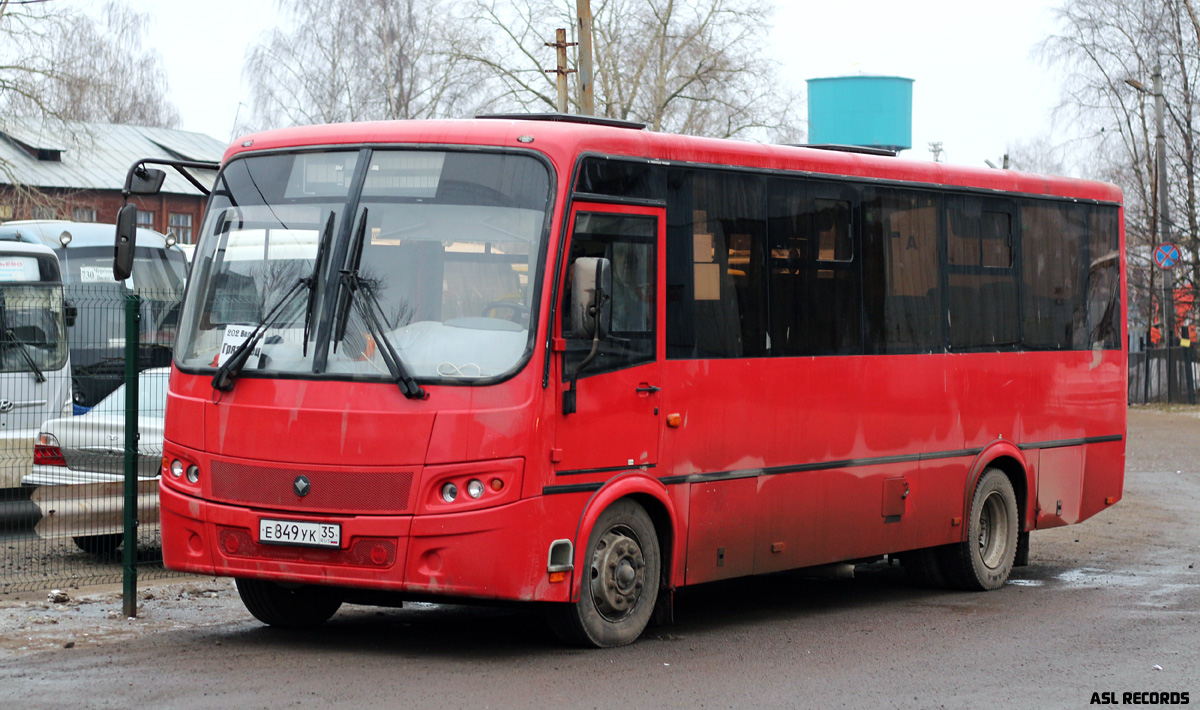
(549, 571), (567, 583)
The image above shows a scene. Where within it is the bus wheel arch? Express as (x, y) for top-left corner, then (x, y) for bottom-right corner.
(548, 497), (662, 647)
(963, 445), (1032, 537)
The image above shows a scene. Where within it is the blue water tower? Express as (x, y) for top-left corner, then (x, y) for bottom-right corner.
(806, 75), (913, 153)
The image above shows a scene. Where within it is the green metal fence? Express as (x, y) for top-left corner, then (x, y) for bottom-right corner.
(1, 284), (183, 595)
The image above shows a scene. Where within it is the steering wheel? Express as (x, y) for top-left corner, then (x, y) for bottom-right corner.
(482, 300), (530, 322)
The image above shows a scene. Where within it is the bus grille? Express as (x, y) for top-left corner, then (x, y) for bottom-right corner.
(209, 460), (414, 513)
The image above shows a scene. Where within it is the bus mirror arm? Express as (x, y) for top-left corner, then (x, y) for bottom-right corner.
(563, 258), (612, 415)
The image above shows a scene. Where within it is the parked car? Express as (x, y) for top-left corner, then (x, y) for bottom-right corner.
(22, 368), (168, 554)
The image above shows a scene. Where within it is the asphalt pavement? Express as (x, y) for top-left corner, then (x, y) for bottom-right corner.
(0, 407), (1195, 709)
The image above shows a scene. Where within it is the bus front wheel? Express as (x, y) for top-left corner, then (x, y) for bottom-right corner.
(547, 499), (661, 648)
(942, 468), (1018, 590)
(235, 578), (343, 628)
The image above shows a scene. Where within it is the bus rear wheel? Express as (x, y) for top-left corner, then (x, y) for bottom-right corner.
(941, 468), (1018, 591)
(547, 499), (660, 648)
(235, 578), (343, 628)
(900, 546), (949, 588)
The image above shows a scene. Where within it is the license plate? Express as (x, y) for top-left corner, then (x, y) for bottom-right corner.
(259, 518), (341, 548)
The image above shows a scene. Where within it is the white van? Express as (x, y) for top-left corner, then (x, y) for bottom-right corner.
(0, 242), (72, 489)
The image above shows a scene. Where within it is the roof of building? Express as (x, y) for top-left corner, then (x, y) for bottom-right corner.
(0, 118), (223, 195)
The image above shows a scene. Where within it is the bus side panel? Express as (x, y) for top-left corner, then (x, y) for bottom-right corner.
(686, 478), (756, 585)
(1036, 446), (1082, 528)
(1080, 439), (1125, 522)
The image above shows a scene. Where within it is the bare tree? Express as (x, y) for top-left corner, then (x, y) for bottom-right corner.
(241, 0), (479, 131)
(464, 0), (802, 141)
(0, 1), (179, 127)
(1042, 0), (1200, 344)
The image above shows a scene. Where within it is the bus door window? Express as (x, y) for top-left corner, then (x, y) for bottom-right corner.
(562, 212), (656, 377)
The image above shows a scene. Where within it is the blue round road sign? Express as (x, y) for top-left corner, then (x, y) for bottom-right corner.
(1155, 243), (1181, 269)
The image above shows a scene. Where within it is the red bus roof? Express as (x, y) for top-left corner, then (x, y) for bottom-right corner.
(226, 118), (1123, 205)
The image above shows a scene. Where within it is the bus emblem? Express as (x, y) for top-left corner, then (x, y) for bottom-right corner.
(0, 400), (13, 414)
(293, 475), (311, 497)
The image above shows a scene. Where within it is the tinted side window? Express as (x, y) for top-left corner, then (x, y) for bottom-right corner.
(1022, 201), (1086, 349)
(575, 157), (666, 201)
(946, 196), (1019, 350)
(863, 188), (942, 353)
(1087, 206), (1121, 349)
(768, 179), (860, 356)
(665, 169), (767, 358)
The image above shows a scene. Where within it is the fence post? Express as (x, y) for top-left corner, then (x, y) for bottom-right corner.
(1143, 347), (1150, 404)
(122, 293), (141, 618)
(1185, 346), (1196, 405)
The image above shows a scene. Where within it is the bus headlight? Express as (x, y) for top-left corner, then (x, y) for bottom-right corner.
(169, 460), (184, 478)
(466, 479), (484, 499)
(441, 482), (458, 502)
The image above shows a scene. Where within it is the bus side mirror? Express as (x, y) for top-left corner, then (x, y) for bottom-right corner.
(114, 203), (138, 281)
(64, 300), (77, 328)
(128, 167), (166, 196)
(570, 256), (612, 340)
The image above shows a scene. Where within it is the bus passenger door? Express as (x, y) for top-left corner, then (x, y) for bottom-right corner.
(554, 205), (663, 473)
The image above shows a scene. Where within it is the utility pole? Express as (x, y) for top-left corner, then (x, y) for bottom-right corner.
(1152, 64), (1176, 355)
(575, 0), (595, 115)
(544, 29), (576, 114)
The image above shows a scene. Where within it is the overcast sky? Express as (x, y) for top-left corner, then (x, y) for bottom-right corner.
(119, 0), (1067, 169)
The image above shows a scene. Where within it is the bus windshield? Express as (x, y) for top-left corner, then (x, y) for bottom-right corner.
(176, 149), (552, 382)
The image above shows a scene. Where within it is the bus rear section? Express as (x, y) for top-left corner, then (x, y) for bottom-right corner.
(154, 118), (1126, 648)
(0, 242), (72, 492)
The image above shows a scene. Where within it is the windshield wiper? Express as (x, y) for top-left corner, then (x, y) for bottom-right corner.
(331, 209), (368, 350)
(211, 278), (309, 392)
(320, 208), (424, 399)
(0, 328), (46, 383)
(341, 272), (427, 400)
(302, 211), (336, 357)
(0, 306), (46, 383)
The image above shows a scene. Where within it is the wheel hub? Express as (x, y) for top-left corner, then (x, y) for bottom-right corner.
(590, 529), (646, 620)
(978, 491), (1009, 569)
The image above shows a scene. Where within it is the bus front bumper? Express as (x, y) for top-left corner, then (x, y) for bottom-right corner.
(160, 482), (569, 603)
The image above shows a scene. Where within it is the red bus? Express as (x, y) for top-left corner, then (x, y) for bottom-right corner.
(153, 115), (1125, 647)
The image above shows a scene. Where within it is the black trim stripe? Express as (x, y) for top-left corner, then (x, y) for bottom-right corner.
(542, 434), (1124, 495)
(1018, 434), (1124, 450)
(544, 482), (605, 495)
(570, 191), (668, 209)
(555, 463), (657, 477)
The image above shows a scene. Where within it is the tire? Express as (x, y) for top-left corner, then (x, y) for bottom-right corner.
(901, 546), (950, 588)
(941, 468), (1019, 591)
(547, 499), (661, 648)
(235, 578), (343, 628)
(73, 533), (123, 556)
